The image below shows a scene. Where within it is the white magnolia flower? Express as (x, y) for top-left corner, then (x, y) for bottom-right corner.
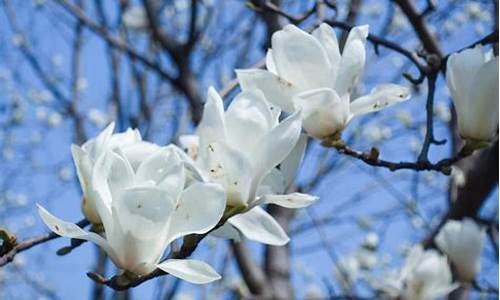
(191, 87), (317, 245)
(38, 145), (226, 283)
(356, 248), (378, 270)
(71, 122), (160, 223)
(375, 245), (457, 300)
(446, 46), (499, 143)
(123, 6), (148, 29)
(237, 23), (410, 139)
(435, 218), (485, 282)
(335, 256), (360, 291)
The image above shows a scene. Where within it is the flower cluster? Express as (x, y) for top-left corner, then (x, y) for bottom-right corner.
(36, 21), (496, 289)
(369, 218), (485, 300)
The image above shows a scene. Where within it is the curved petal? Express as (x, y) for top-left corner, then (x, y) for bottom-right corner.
(462, 57), (499, 141)
(198, 87), (226, 152)
(263, 193), (318, 208)
(71, 144), (100, 224)
(350, 84), (410, 116)
(91, 150), (135, 232)
(108, 127), (142, 149)
(157, 259), (221, 284)
(280, 133), (307, 187)
(178, 134), (199, 160)
(83, 122), (115, 157)
(335, 25), (369, 96)
(37, 204), (117, 261)
(107, 186), (176, 273)
(204, 141), (254, 206)
(121, 141), (160, 170)
(249, 111), (302, 201)
(166, 182), (226, 244)
(271, 24), (333, 90)
(210, 223), (242, 242)
(225, 90), (275, 157)
(236, 69), (297, 112)
(293, 88), (350, 139)
(266, 49), (278, 74)
(446, 46), (486, 110)
(312, 23), (341, 84)
(135, 147), (185, 199)
(229, 206), (289, 246)
(257, 168), (287, 197)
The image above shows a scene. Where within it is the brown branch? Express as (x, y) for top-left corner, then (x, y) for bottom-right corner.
(0, 219), (89, 267)
(231, 241), (270, 297)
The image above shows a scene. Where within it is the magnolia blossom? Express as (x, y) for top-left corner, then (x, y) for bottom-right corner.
(237, 23), (410, 139)
(71, 123), (160, 224)
(374, 245), (457, 300)
(446, 46), (499, 143)
(185, 87), (317, 245)
(38, 142), (226, 283)
(435, 218), (485, 282)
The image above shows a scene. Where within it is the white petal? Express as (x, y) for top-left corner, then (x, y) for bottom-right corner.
(157, 259), (221, 284)
(204, 141), (254, 206)
(257, 168), (287, 197)
(225, 89), (275, 157)
(86, 122), (115, 158)
(446, 46), (486, 111)
(293, 88), (350, 139)
(271, 24), (333, 90)
(280, 133), (307, 188)
(135, 147), (185, 199)
(107, 186), (176, 273)
(462, 57), (499, 141)
(335, 25), (369, 96)
(178, 134), (200, 160)
(166, 182), (226, 244)
(71, 145), (100, 224)
(37, 204), (117, 261)
(249, 111), (302, 200)
(265, 49), (278, 74)
(262, 193), (318, 208)
(91, 150), (135, 232)
(350, 84), (410, 116)
(236, 69), (297, 112)
(198, 87), (226, 151)
(108, 127), (142, 149)
(229, 206), (289, 246)
(121, 141), (160, 170)
(312, 23), (341, 83)
(210, 223), (242, 242)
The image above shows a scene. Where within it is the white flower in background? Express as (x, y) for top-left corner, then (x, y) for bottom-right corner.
(38, 145), (226, 283)
(11, 34), (25, 47)
(435, 218), (485, 282)
(47, 112), (63, 127)
(237, 23), (410, 139)
(123, 6), (148, 29)
(356, 248), (378, 270)
(188, 87), (317, 245)
(446, 46), (499, 144)
(375, 245), (457, 300)
(433, 102), (452, 123)
(335, 256), (360, 291)
(71, 122), (160, 223)
(35, 107), (48, 121)
(58, 166), (72, 182)
(450, 166), (466, 188)
(76, 77), (88, 92)
(88, 109), (109, 127)
(305, 284), (324, 300)
(363, 232), (379, 249)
